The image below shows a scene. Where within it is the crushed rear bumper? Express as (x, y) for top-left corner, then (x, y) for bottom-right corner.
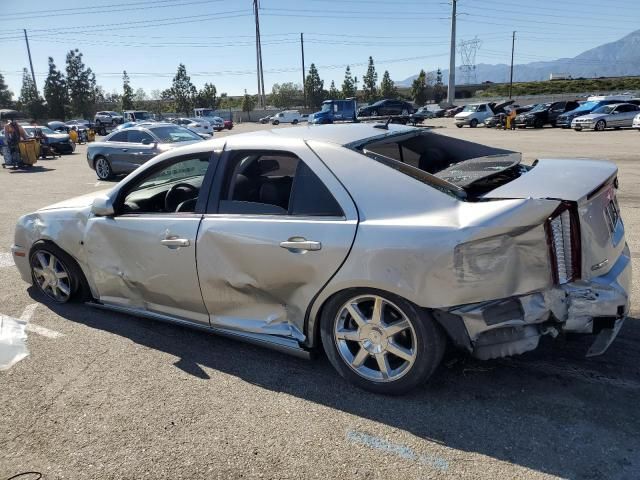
(445, 244), (631, 360)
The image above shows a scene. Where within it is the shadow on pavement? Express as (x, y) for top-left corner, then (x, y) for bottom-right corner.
(31, 287), (640, 480)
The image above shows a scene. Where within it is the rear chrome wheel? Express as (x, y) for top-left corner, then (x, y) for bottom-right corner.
(30, 249), (73, 303)
(321, 289), (446, 394)
(334, 295), (417, 382)
(94, 156), (112, 180)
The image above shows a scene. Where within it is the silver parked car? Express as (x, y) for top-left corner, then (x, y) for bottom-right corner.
(94, 111), (124, 126)
(572, 103), (640, 131)
(12, 124), (631, 394)
(87, 123), (203, 180)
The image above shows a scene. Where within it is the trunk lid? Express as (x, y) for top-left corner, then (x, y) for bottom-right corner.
(482, 158), (623, 280)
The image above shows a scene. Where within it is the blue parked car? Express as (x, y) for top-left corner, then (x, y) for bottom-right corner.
(309, 98), (357, 124)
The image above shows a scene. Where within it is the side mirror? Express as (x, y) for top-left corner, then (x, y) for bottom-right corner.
(141, 138), (152, 145)
(91, 196), (115, 217)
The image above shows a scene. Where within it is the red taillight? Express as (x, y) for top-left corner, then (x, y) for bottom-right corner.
(545, 202), (581, 284)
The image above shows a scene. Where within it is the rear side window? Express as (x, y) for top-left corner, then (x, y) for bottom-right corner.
(127, 130), (154, 143)
(217, 151), (343, 217)
(108, 131), (128, 142)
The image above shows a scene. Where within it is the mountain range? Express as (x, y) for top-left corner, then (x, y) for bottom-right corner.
(398, 29), (640, 86)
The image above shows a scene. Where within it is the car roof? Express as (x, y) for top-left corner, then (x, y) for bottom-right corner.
(226, 123), (418, 147)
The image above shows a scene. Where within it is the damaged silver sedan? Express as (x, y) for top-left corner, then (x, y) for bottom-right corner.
(12, 124), (631, 394)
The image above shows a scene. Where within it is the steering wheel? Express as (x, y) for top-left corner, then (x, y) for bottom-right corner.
(164, 183), (198, 212)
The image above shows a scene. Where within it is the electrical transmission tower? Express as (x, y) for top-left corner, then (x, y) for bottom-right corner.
(458, 37), (481, 85)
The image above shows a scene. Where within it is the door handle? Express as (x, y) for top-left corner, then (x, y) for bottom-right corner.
(279, 238), (322, 252)
(121, 148), (128, 152)
(161, 238), (191, 248)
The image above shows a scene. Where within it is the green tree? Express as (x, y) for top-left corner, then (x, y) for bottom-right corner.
(328, 80), (340, 99)
(362, 56), (378, 102)
(133, 88), (148, 104)
(122, 71), (134, 110)
(270, 82), (302, 108)
(65, 49), (96, 117)
(411, 69), (428, 105)
(341, 65), (356, 98)
(0, 73), (13, 108)
(304, 63), (325, 108)
(171, 63), (197, 115)
(241, 91), (255, 112)
(433, 68), (446, 103)
(379, 70), (397, 99)
(196, 82), (217, 109)
(18, 68), (45, 120)
(43, 57), (68, 119)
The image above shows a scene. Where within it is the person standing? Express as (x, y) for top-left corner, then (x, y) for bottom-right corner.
(507, 107), (517, 131)
(3, 118), (27, 169)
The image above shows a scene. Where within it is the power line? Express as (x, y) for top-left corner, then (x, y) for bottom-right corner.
(0, 0), (225, 22)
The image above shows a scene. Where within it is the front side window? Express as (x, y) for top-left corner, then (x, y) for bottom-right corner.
(217, 151), (343, 217)
(121, 154), (211, 214)
(127, 130), (154, 143)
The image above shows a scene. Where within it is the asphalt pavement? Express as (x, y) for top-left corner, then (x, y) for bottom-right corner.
(1, 121), (639, 479)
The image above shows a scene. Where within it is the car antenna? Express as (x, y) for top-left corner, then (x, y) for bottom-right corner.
(373, 116), (392, 130)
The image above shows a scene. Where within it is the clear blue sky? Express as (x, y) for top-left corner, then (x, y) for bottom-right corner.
(2, 0), (639, 98)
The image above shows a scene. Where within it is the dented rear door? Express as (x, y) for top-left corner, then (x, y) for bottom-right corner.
(196, 143), (358, 341)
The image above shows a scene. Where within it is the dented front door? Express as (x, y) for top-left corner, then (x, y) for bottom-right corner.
(84, 215), (209, 324)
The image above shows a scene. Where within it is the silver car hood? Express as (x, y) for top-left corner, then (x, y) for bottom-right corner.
(482, 158), (617, 202)
(38, 189), (112, 211)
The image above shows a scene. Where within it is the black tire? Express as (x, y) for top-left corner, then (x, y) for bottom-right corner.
(370, 109), (378, 117)
(95, 119), (102, 126)
(470, 119), (478, 128)
(320, 288), (446, 395)
(595, 120), (606, 132)
(272, 120), (280, 125)
(534, 119), (544, 129)
(551, 121), (558, 128)
(574, 127), (582, 132)
(456, 123), (464, 128)
(30, 242), (90, 304)
(94, 156), (113, 180)
(292, 119), (299, 125)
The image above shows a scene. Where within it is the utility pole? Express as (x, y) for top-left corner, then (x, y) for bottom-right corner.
(253, 1), (262, 108)
(23, 29), (38, 96)
(300, 33), (306, 108)
(509, 31), (516, 99)
(446, 0), (457, 105)
(253, 0), (266, 109)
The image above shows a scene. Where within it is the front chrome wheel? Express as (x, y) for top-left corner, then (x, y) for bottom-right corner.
(31, 250), (72, 303)
(333, 295), (417, 383)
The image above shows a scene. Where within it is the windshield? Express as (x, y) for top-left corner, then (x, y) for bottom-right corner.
(530, 103), (550, 113)
(40, 127), (55, 134)
(573, 101), (599, 113)
(321, 103), (332, 112)
(108, 111), (120, 116)
(133, 111), (151, 120)
(593, 105), (616, 114)
(149, 126), (201, 143)
(463, 105), (482, 112)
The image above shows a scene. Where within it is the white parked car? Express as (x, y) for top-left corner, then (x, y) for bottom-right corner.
(172, 118), (213, 136)
(631, 113), (640, 131)
(271, 110), (302, 125)
(454, 102), (498, 128)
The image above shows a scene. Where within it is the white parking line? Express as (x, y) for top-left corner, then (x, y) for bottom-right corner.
(0, 252), (14, 268)
(19, 303), (64, 339)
